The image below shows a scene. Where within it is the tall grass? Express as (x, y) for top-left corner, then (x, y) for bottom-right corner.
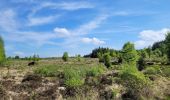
(34, 63), (106, 87)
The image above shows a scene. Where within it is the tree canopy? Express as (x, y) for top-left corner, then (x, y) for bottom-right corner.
(0, 36), (5, 64)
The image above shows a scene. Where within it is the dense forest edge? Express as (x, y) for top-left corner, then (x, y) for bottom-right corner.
(0, 33), (169, 100)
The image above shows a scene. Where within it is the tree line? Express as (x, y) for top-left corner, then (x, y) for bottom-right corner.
(84, 33), (170, 68)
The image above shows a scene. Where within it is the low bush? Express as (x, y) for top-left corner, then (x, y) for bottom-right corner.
(62, 52), (69, 62)
(63, 65), (106, 87)
(120, 65), (151, 99)
(63, 68), (85, 87)
(86, 65), (105, 77)
(34, 65), (58, 77)
(161, 66), (170, 77)
(144, 66), (161, 75)
(103, 53), (112, 68)
(65, 78), (84, 87)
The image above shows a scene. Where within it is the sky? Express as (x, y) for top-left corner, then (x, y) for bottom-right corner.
(0, 0), (170, 57)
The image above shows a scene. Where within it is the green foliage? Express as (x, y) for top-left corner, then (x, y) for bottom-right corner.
(122, 42), (138, 65)
(165, 32), (170, 62)
(65, 77), (84, 87)
(86, 65), (105, 77)
(153, 49), (162, 57)
(34, 65), (58, 77)
(32, 54), (40, 61)
(63, 68), (85, 87)
(120, 65), (150, 98)
(161, 66), (170, 77)
(62, 64), (105, 87)
(103, 53), (111, 68)
(152, 41), (167, 57)
(76, 54), (81, 62)
(62, 52), (69, 61)
(110, 49), (117, 57)
(144, 66), (161, 75)
(138, 49), (149, 71)
(14, 55), (20, 59)
(0, 36), (5, 65)
(97, 52), (104, 62)
(146, 46), (153, 58)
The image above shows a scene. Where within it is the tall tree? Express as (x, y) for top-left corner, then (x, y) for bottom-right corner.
(0, 36), (5, 64)
(165, 32), (170, 62)
(62, 52), (69, 62)
(122, 42), (138, 65)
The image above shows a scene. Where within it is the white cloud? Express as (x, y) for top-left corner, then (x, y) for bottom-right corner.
(28, 15), (59, 26)
(3, 13), (108, 47)
(53, 14), (109, 38)
(0, 9), (18, 32)
(58, 2), (94, 10)
(54, 27), (71, 37)
(81, 37), (105, 45)
(135, 28), (170, 48)
(75, 14), (108, 35)
(31, 1), (94, 16)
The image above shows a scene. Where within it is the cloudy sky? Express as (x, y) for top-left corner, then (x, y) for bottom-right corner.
(0, 0), (170, 57)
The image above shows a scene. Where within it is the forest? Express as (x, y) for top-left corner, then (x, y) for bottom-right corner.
(0, 33), (169, 100)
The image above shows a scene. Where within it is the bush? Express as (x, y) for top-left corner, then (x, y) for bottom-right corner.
(120, 65), (151, 99)
(62, 52), (69, 62)
(161, 66), (170, 77)
(65, 78), (84, 87)
(63, 65), (105, 87)
(144, 66), (161, 75)
(103, 53), (111, 68)
(122, 42), (138, 65)
(76, 54), (81, 62)
(34, 65), (58, 77)
(63, 68), (85, 87)
(97, 52), (104, 62)
(86, 66), (105, 77)
(0, 36), (5, 65)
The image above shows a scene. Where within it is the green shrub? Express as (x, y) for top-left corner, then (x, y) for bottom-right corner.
(0, 36), (5, 65)
(122, 42), (138, 65)
(120, 65), (151, 99)
(76, 54), (81, 62)
(65, 77), (84, 87)
(103, 53), (111, 68)
(162, 67), (170, 77)
(144, 66), (161, 75)
(86, 66), (105, 77)
(34, 66), (58, 77)
(62, 52), (69, 62)
(97, 52), (104, 62)
(63, 65), (105, 87)
(63, 68), (85, 87)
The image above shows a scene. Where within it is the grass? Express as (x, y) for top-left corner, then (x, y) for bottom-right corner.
(33, 61), (106, 87)
(143, 65), (161, 75)
(119, 64), (151, 99)
(34, 65), (59, 77)
(86, 65), (106, 77)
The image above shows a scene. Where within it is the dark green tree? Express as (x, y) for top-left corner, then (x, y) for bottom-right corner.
(103, 53), (111, 68)
(14, 55), (20, 59)
(97, 52), (104, 62)
(0, 36), (5, 64)
(146, 46), (152, 58)
(122, 42), (138, 65)
(62, 52), (69, 62)
(76, 54), (81, 62)
(165, 32), (170, 62)
(138, 49), (148, 71)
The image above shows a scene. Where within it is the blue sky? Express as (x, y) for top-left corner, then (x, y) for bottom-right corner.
(0, 0), (170, 57)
